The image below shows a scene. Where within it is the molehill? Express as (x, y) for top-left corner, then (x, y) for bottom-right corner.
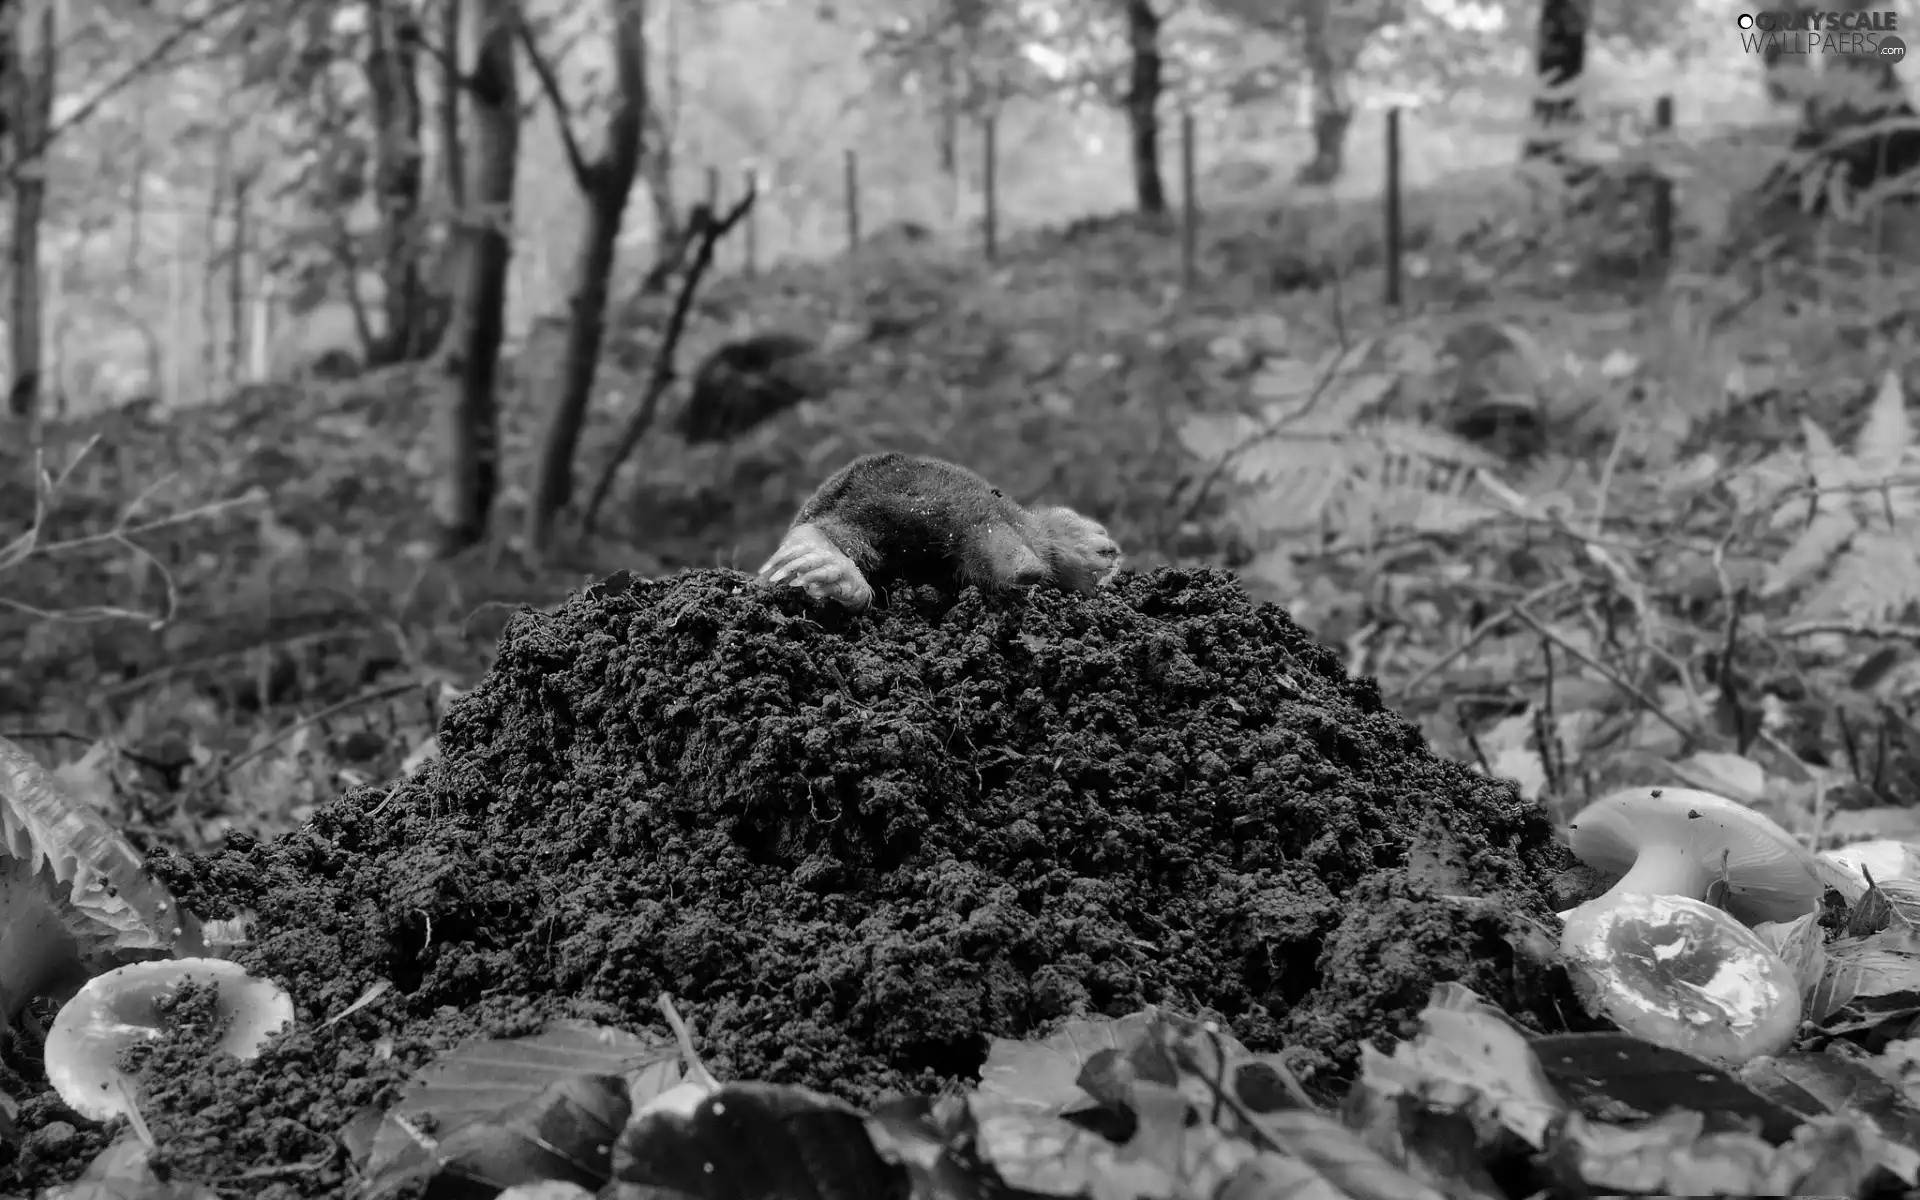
(4, 567), (1572, 1197)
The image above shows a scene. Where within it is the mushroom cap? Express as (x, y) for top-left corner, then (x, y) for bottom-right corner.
(45, 957), (294, 1123)
(1819, 838), (1920, 896)
(1566, 786), (1823, 926)
(1560, 891), (1802, 1064)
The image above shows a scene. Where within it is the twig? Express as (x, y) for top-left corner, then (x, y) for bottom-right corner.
(6, 0), (257, 183)
(200, 681), (421, 796)
(93, 627), (368, 701)
(2, 506), (253, 627)
(1390, 580), (1575, 703)
(1509, 606), (1697, 745)
(0, 436), (98, 571)
(513, 12), (590, 183)
(396, 19), (471, 89)
(1778, 620), (1920, 643)
(582, 184), (760, 535)
(212, 1159), (332, 1182)
(0, 729), (183, 775)
(1176, 340), (1363, 526)
(0, 728), (93, 747)
(1, 439), (260, 628)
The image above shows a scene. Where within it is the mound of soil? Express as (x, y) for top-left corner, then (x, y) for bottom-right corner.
(2, 567), (1571, 1197)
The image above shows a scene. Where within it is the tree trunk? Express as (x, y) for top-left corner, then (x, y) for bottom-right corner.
(936, 57), (962, 220)
(637, 0), (681, 292)
(1123, 0), (1166, 215)
(430, 0), (518, 557)
(228, 174), (248, 385)
(0, 17), (11, 171)
(935, 53), (959, 181)
(637, 102), (678, 278)
(526, 0), (646, 558)
(438, 0), (465, 209)
(203, 132), (229, 388)
(1295, 0), (1354, 184)
(428, 0), (465, 330)
(128, 86), (148, 289)
(6, 0), (54, 419)
(366, 0), (431, 364)
(45, 241), (63, 415)
(1523, 0), (1587, 162)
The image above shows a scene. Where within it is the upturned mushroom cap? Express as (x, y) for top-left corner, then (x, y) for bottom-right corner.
(1560, 891), (1802, 1064)
(1566, 786), (1823, 926)
(45, 957), (294, 1123)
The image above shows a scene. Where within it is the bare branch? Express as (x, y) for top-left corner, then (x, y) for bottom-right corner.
(583, 182), (759, 534)
(9, 0), (257, 181)
(515, 12), (592, 184)
(0, 438), (262, 629)
(607, 0), (646, 176)
(398, 21), (476, 91)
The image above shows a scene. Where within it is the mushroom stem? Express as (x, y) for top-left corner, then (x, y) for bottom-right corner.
(1566, 787), (1825, 927)
(1601, 840), (1718, 906)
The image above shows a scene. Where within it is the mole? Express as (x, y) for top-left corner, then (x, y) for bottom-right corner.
(757, 452), (1121, 611)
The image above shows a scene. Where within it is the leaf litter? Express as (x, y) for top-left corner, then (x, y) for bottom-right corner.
(18, 564), (1920, 1195)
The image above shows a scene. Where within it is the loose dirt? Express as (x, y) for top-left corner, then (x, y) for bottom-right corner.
(2, 567), (1572, 1197)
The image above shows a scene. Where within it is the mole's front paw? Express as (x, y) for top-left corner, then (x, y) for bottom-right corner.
(1035, 507), (1122, 593)
(758, 523), (876, 611)
(1071, 531), (1122, 589)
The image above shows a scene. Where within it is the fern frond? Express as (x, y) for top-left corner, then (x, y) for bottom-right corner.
(1250, 359), (1322, 407)
(1241, 549), (1305, 595)
(1332, 478), (1501, 546)
(1800, 416), (1854, 488)
(1247, 465), (1351, 531)
(1797, 529), (1920, 621)
(1231, 437), (1356, 488)
(1855, 369), (1913, 477)
(1856, 478), (1920, 527)
(1763, 508), (1857, 599)
(1727, 450), (1803, 517)
(1407, 490), (1506, 536)
(1367, 419), (1506, 472)
(1177, 412), (1263, 463)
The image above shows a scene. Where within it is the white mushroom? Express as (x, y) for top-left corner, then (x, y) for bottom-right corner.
(1818, 838), (1920, 900)
(1560, 891), (1802, 1064)
(45, 958), (294, 1123)
(1565, 786), (1824, 926)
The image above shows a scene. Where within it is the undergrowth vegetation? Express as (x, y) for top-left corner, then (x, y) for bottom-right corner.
(7, 0), (1920, 1186)
(5, 123), (1920, 848)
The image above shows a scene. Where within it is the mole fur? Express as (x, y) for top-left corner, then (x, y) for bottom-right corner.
(765, 452), (1120, 610)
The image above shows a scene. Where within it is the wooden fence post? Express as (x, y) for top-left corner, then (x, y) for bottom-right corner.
(1384, 107), (1403, 307)
(844, 150), (861, 249)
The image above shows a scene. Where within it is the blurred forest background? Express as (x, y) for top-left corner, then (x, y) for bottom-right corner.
(0, 0), (1812, 420)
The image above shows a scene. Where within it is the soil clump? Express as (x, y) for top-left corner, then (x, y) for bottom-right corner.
(2, 567), (1570, 1197)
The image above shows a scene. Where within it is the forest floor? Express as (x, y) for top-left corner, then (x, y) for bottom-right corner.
(7, 120), (1920, 1197)
(6, 117), (1915, 843)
